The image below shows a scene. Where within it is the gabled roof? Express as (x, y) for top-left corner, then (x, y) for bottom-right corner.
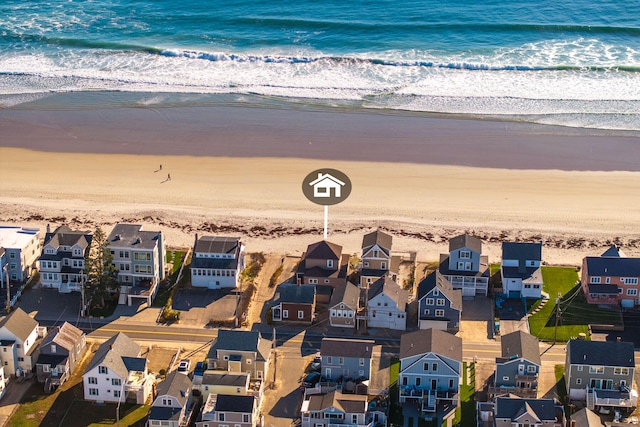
(320, 338), (375, 359)
(155, 371), (191, 407)
(502, 242), (542, 261)
(108, 224), (162, 250)
(570, 408), (603, 427)
(208, 330), (271, 361)
(400, 329), (462, 362)
(202, 372), (249, 386)
(584, 256), (640, 277)
(494, 397), (557, 422)
(41, 321), (84, 352)
(43, 225), (92, 251)
(499, 331), (541, 366)
(304, 240), (342, 261)
(84, 332), (141, 379)
(194, 236), (241, 254)
(329, 281), (359, 309)
(148, 407), (182, 422)
(277, 283), (316, 305)
(417, 272), (462, 311)
(306, 390), (367, 413)
(362, 230), (392, 254)
(368, 277), (409, 309)
(449, 234), (482, 254)
(0, 307), (38, 342)
(215, 394), (255, 413)
(601, 244), (627, 258)
(567, 339), (635, 367)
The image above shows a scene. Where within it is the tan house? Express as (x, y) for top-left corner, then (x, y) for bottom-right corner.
(360, 230), (399, 287)
(328, 281), (360, 328)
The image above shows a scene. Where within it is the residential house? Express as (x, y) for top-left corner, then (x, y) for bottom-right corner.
(491, 330), (540, 398)
(82, 332), (154, 404)
(196, 394), (260, 427)
(328, 281), (360, 328)
(108, 224), (166, 306)
(191, 235), (245, 289)
(0, 248), (6, 304)
(0, 366), (6, 401)
(565, 339), (637, 411)
(398, 329), (462, 419)
(148, 371), (194, 427)
(501, 242), (543, 299)
(296, 240), (349, 289)
(581, 255), (640, 308)
(271, 283), (316, 324)
(360, 230), (399, 287)
(192, 371), (262, 402)
(568, 408), (604, 427)
(38, 225), (92, 293)
(320, 338), (375, 382)
(301, 391), (372, 427)
(0, 226), (40, 282)
(366, 277), (408, 331)
(36, 322), (86, 392)
(485, 395), (565, 427)
(0, 307), (45, 376)
(438, 234), (489, 296)
(207, 329), (272, 381)
(417, 272), (462, 332)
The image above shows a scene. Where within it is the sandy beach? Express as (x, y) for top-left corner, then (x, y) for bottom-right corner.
(1, 97), (640, 265)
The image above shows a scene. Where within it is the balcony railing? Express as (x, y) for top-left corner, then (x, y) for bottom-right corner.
(489, 385), (537, 399)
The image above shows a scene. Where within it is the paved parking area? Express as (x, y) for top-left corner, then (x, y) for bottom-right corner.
(458, 296), (495, 342)
(16, 287), (82, 323)
(172, 288), (239, 326)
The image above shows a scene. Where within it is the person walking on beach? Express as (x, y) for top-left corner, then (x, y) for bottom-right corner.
(167, 173), (171, 181)
(159, 164), (162, 171)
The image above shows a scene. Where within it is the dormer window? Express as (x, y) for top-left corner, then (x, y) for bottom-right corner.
(460, 251), (470, 259)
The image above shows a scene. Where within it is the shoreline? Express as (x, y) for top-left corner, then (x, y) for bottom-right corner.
(1, 91), (639, 171)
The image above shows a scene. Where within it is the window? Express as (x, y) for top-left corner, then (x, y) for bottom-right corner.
(327, 356), (333, 364)
(98, 366), (108, 374)
(577, 366), (583, 371)
(51, 344), (57, 353)
(527, 365), (537, 373)
(298, 310), (304, 319)
(606, 277), (611, 284)
(89, 388), (99, 396)
(219, 413), (225, 422)
(590, 276), (601, 284)
(614, 367), (629, 375)
(283, 310), (289, 318)
(112, 378), (121, 386)
(435, 309), (444, 317)
(449, 379), (454, 388)
(88, 377), (98, 384)
(415, 377), (421, 386)
(423, 309), (430, 315)
(576, 378), (582, 385)
(43, 365), (50, 373)
(308, 278), (318, 284)
(624, 278), (639, 285)
(436, 299), (445, 306)
(327, 259), (333, 268)
(402, 377), (408, 385)
(423, 362), (429, 371)
(359, 358), (365, 366)
(243, 414), (250, 423)
(339, 357), (344, 365)
(627, 288), (638, 296)
(589, 366), (605, 374)
(460, 251), (470, 259)
(113, 390), (121, 398)
(426, 298), (434, 305)
(247, 359), (252, 364)
(432, 363), (438, 371)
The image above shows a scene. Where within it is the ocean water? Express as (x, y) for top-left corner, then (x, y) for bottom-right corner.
(1, 0), (640, 131)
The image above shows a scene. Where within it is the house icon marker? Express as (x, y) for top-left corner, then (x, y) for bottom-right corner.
(309, 172), (346, 198)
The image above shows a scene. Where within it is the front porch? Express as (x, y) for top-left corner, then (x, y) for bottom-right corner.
(400, 387), (459, 413)
(587, 386), (639, 410)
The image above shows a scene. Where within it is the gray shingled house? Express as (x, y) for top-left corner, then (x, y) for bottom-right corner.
(148, 370), (194, 427)
(35, 322), (86, 392)
(320, 337), (375, 382)
(417, 272), (462, 332)
(359, 230), (399, 287)
(438, 234), (489, 296)
(491, 330), (540, 398)
(207, 329), (272, 381)
(328, 281), (360, 328)
(489, 395), (565, 427)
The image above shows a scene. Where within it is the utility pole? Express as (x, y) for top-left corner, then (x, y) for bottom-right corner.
(554, 292), (561, 344)
(81, 272), (86, 317)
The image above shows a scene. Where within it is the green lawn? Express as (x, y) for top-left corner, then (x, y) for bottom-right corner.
(59, 400), (149, 427)
(455, 362), (476, 427)
(389, 357), (402, 427)
(528, 267), (622, 341)
(153, 249), (187, 308)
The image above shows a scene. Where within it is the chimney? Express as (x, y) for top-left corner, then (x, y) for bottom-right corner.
(109, 343), (113, 350)
(46, 224), (50, 233)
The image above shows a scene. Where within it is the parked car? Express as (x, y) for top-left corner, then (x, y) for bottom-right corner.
(177, 359), (191, 374)
(194, 361), (206, 377)
(302, 371), (322, 388)
(310, 353), (321, 371)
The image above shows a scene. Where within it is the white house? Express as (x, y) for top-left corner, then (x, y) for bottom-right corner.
(38, 225), (92, 293)
(83, 332), (153, 404)
(501, 242), (543, 299)
(0, 226), (40, 283)
(190, 235), (245, 289)
(148, 371), (194, 427)
(0, 307), (45, 376)
(309, 173), (346, 198)
(366, 277), (408, 331)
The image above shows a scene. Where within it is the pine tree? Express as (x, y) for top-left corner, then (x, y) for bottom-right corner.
(85, 226), (119, 309)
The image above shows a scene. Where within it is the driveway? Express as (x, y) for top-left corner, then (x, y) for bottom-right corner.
(496, 297), (530, 335)
(457, 296), (495, 342)
(172, 289), (238, 326)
